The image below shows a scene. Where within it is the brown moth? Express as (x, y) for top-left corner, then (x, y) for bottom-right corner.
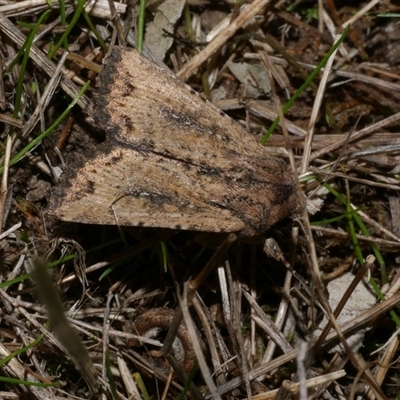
(55, 47), (297, 236)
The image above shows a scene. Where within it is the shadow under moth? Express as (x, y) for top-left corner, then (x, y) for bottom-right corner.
(55, 47), (297, 236)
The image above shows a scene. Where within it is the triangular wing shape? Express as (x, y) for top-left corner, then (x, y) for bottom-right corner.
(55, 48), (297, 235)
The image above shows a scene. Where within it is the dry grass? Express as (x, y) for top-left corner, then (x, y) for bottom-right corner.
(0, 0), (400, 399)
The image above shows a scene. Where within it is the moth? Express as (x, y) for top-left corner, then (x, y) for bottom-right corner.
(55, 47), (297, 236)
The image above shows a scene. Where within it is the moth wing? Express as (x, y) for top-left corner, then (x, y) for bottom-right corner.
(56, 148), (246, 233)
(55, 47), (296, 234)
(94, 47), (265, 163)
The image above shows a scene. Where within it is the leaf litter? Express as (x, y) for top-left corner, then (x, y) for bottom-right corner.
(0, 1), (400, 399)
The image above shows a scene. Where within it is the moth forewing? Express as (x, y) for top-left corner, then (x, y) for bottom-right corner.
(55, 47), (297, 236)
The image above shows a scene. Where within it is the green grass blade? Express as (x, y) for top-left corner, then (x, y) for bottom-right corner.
(81, 8), (108, 52)
(261, 25), (350, 145)
(12, 10), (51, 121)
(47, 0), (85, 59)
(0, 376), (59, 387)
(160, 241), (168, 272)
(136, 0), (146, 53)
(5, 80), (90, 171)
